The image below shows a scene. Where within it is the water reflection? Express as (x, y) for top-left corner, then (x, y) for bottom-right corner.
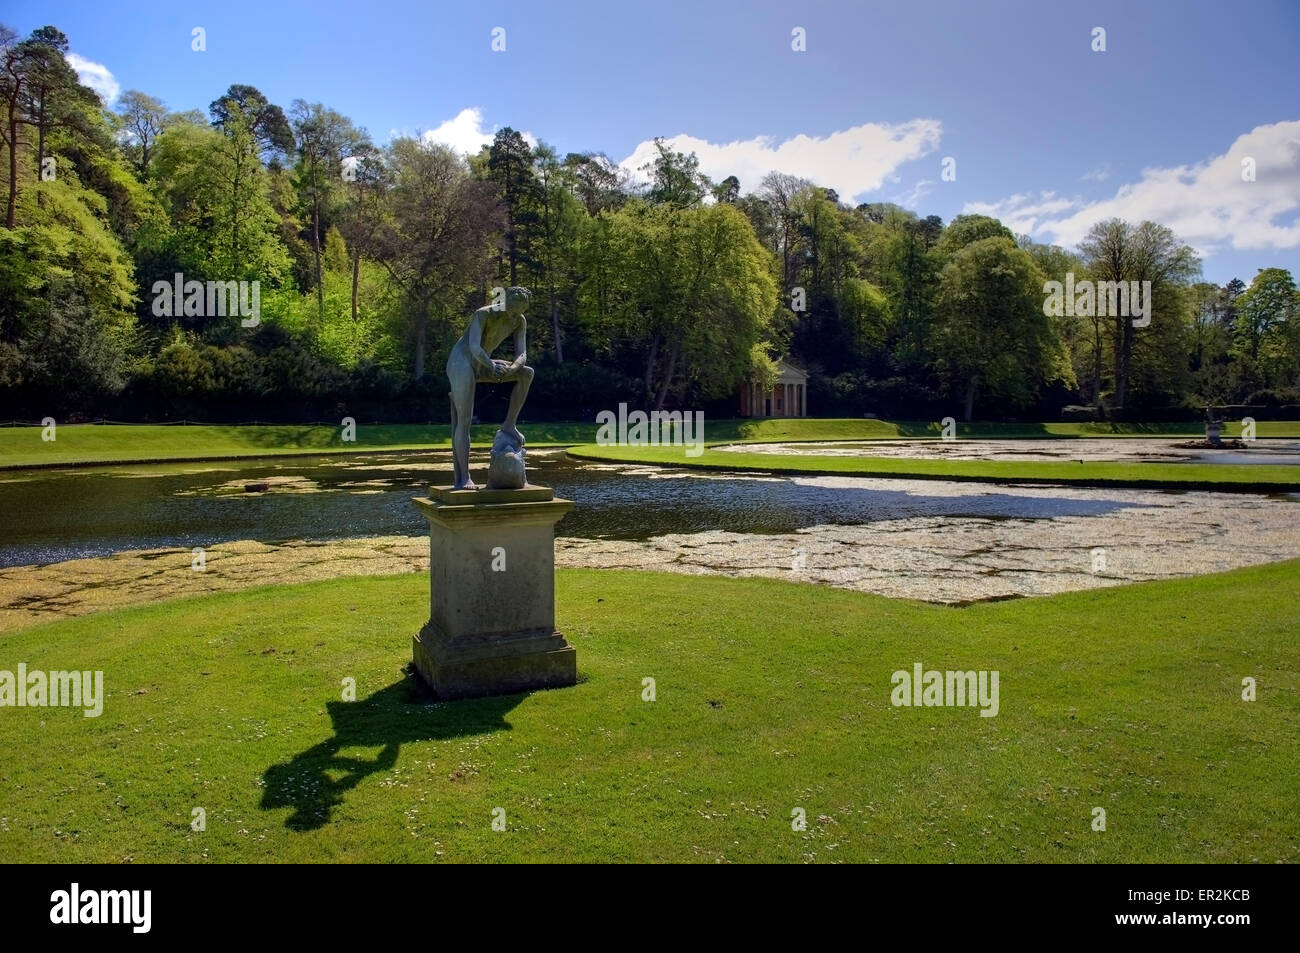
(2, 449), (1156, 568)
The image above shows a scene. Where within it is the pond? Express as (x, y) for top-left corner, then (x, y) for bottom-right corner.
(0, 448), (1168, 569)
(714, 438), (1300, 465)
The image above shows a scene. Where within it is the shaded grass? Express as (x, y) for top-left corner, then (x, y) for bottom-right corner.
(0, 563), (1296, 863)
(720, 417), (1300, 443)
(567, 443), (1300, 492)
(5, 417), (1297, 469)
(0, 422), (597, 469)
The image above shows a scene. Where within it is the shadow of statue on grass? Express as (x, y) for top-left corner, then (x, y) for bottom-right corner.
(260, 672), (521, 831)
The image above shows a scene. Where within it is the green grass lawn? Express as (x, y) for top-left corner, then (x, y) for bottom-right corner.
(1, 563), (1295, 863)
(4, 417), (1297, 469)
(0, 422), (598, 469)
(712, 417), (1300, 443)
(567, 443), (1300, 492)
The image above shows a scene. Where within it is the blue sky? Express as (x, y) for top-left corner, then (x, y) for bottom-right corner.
(8, 0), (1299, 284)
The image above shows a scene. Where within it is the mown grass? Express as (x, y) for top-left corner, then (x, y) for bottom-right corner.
(566, 443), (1300, 491)
(0, 422), (596, 469)
(0, 564), (1295, 863)
(4, 417), (1297, 469)
(719, 417), (1300, 443)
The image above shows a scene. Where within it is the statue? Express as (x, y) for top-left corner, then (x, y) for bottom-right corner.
(487, 428), (527, 489)
(446, 287), (534, 489)
(1205, 405), (1223, 447)
(414, 284), (576, 700)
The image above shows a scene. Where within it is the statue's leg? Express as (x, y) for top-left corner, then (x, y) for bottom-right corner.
(447, 361), (476, 489)
(448, 395), (464, 488)
(500, 364), (534, 445)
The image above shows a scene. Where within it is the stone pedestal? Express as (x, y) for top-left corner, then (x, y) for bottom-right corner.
(411, 484), (576, 700)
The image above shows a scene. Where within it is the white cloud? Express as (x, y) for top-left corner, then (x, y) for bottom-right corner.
(618, 119), (943, 202)
(417, 107), (536, 155)
(1081, 164), (1110, 183)
(893, 178), (936, 209)
(963, 191), (1085, 237)
(966, 121), (1300, 255)
(66, 53), (119, 105)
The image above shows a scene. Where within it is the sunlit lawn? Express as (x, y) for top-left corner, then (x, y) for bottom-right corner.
(1, 563), (1295, 863)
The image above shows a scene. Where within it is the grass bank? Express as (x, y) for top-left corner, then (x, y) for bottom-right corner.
(5, 417), (1297, 469)
(0, 564), (1295, 862)
(566, 443), (1300, 492)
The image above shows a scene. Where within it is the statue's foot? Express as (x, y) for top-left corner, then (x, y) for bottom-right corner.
(501, 425), (525, 447)
(453, 479), (479, 490)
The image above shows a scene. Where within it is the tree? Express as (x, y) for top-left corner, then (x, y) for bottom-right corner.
(1188, 281), (1232, 403)
(19, 28), (97, 184)
(531, 144), (583, 362)
(289, 100), (367, 318)
(209, 84), (294, 160)
(115, 90), (169, 179)
(335, 142), (386, 325)
(375, 138), (500, 379)
(936, 214), (1014, 257)
(837, 277), (892, 361)
(1, 25), (101, 227)
(597, 201), (776, 408)
(641, 137), (710, 208)
(563, 151), (626, 215)
(1025, 241), (1094, 401)
(200, 90), (294, 278)
(758, 171), (810, 291)
(1078, 219), (1198, 411)
(931, 237), (1068, 420)
(1232, 268), (1298, 394)
(485, 127), (539, 284)
(151, 115), (290, 294)
(862, 207), (940, 375)
(0, 165), (137, 410)
(1233, 268), (1294, 362)
(712, 174), (740, 204)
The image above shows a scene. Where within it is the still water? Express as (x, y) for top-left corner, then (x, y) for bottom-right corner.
(1, 449), (1155, 569)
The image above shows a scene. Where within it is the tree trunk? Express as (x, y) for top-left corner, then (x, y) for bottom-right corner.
(5, 109), (19, 228)
(414, 306), (427, 379)
(231, 151), (242, 272)
(313, 184), (323, 320)
(1091, 317), (1103, 404)
(350, 253), (360, 323)
(36, 101), (45, 175)
(36, 100), (46, 212)
(550, 289), (563, 363)
(1114, 314), (1132, 411)
(654, 343), (679, 411)
(963, 377), (976, 422)
(643, 333), (660, 395)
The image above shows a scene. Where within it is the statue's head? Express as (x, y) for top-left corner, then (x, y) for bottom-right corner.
(505, 286), (531, 314)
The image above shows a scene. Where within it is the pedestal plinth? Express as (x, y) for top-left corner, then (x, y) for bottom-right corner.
(411, 484), (575, 700)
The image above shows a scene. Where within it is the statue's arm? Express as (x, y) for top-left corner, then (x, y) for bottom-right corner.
(465, 310), (494, 369)
(512, 317), (528, 367)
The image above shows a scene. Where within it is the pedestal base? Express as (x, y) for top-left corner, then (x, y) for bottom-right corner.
(410, 484), (576, 700)
(412, 622), (577, 700)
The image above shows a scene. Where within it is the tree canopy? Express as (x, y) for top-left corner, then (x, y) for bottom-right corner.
(2, 21), (1296, 423)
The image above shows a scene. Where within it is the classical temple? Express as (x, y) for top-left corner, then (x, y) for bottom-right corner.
(738, 358), (808, 418)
